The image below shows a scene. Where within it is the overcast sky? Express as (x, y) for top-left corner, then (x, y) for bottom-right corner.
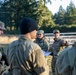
(46, 0), (76, 14)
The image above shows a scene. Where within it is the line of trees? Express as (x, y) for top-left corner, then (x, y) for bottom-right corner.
(0, 0), (76, 34)
(0, 0), (54, 31)
(53, 1), (76, 25)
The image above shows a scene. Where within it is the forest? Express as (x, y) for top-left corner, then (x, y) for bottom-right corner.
(0, 0), (76, 34)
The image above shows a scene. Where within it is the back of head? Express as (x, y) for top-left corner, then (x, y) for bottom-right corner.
(20, 17), (38, 34)
(0, 21), (6, 30)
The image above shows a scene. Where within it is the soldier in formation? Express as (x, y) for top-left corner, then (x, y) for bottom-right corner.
(34, 30), (49, 52)
(0, 21), (9, 75)
(50, 29), (69, 75)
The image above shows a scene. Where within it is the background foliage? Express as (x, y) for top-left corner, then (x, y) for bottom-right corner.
(0, 0), (76, 34)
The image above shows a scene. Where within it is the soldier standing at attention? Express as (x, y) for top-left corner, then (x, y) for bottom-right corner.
(55, 42), (76, 75)
(50, 29), (69, 75)
(7, 17), (49, 75)
(0, 21), (9, 74)
(34, 30), (49, 52)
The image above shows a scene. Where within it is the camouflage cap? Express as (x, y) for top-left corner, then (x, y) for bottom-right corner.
(37, 30), (44, 34)
(0, 21), (6, 30)
(53, 29), (60, 33)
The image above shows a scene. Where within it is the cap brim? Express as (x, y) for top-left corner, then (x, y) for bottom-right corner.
(0, 27), (6, 30)
(54, 32), (60, 33)
(37, 32), (44, 34)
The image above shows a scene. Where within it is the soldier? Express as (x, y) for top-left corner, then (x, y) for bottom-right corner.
(55, 41), (76, 75)
(50, 29), (69, 75)
(7, 17), (49, 75)
(34, 30), (49, 52)
(0, 21), (9, 74)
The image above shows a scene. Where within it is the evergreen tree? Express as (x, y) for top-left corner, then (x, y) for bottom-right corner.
(36, 0), (55, 28)
(0, 0), (55, 30)
(53, 5), (65, 25)
(64, 1), (76, 25)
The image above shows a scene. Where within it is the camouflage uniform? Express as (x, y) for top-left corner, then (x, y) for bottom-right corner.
(51, 38), (68, 75)
(0, 21), (9, 75)
(50, 29), (69, 75)
(7, 35), (49, 75)
(34, 37), (49, 52)
(56, 42), (76, 75)
(0, 47), (9, 75)
(0, 48), (3, 74)
(34, 30), (49, 52)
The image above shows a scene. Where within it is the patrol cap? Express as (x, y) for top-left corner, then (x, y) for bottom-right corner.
(37, 30), (44, 34)
(0, 21), (6, 30)
(20, 17), (38, 34)
(53, 29), (60, 33)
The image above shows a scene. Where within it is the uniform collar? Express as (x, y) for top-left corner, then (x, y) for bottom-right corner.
(18, 35), (32, 41)
(54, 37), (61, 41)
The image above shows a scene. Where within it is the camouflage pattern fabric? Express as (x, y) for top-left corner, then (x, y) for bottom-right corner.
(34, 37), (49, 52)
(50, 38), (68, 75)
(56, 42), (76, 75)
(0, 47), (9, 75)
(0, 47), (4, 74)
(7, 35), (49, 75)
(51, 56), (57, 75)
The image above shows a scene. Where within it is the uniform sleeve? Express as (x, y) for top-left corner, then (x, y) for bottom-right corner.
(60, 39), (69, 47)
(29, 48), (49, 75)
(55, 50), (71, 75)
(43, 39), (49, 52)
(2, 53), (9, 66)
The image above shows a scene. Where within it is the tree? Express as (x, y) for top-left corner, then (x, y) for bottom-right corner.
(0, 0), (38, 30)
(53, 5), (65, 25)
(36, 1), (55, 28)
(42, 0), (51, 6)
(64, 1), (76, 25)
(0, 0), (55, 31)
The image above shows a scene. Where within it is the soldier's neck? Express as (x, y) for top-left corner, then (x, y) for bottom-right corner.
(23, 34), (32, 41)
